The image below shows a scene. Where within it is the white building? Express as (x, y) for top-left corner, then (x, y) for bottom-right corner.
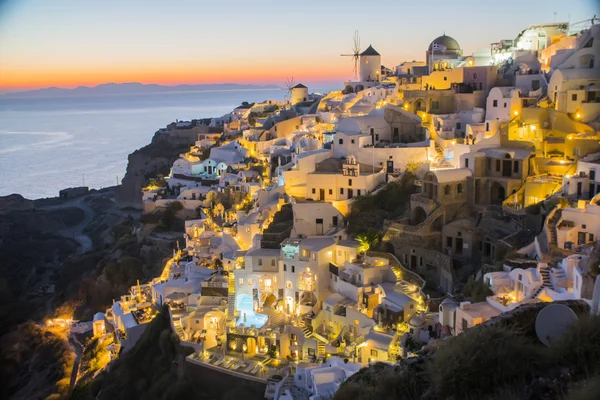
(305, 156), (386, 203)
(290, 202), (345, 238)
(555, 199), (600, 250)
(485, 87), (523, 121)
(548, 69), (600, 123)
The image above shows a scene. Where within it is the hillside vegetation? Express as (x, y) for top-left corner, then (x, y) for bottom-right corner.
(347, 171), (418, 235)
(334, 308), (600, 400)
(0, 322), (75, 400)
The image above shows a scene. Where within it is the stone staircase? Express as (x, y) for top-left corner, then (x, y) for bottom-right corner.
(297, 318), (313, 338)
(263, 305), (285, 327)
(317, 342), (326, 360)
(530, 285), (545, 299)
(431, 141), (454, 169)
(547, 208), (563, 247)
(538, 264), (552, 288)
(173, 318), (185, 339)
(553, 266), (567, 281)
(227, 272), (236, 322)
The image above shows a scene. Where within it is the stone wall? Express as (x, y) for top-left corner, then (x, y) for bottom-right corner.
(393, 246), (455, 293)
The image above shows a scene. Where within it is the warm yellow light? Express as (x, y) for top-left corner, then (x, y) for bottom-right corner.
(468, 60), (473, 66)
(576, 113), (581, 119)
(530, 125), (536, 131)
(514, 110), (519, 116)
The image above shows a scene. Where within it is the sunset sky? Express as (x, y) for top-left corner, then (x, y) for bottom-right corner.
(0, 0), (597, 92)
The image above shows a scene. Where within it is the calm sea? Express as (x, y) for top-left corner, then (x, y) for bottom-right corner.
(0, 88), (331, 199)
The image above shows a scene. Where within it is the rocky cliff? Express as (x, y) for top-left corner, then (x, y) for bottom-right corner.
(116, 128), (196, 209)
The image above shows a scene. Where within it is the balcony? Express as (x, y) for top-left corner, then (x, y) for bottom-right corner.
(259, 281), (275, 293)
(297, 272), (316, 292)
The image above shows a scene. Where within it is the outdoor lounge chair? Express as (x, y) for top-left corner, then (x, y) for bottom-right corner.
(243, 362), (254, 373)
(232, 362), (245, 370)
(222, 358), (234, 368)
(250, 364), (261, 374)
(213, 356), (225, 366)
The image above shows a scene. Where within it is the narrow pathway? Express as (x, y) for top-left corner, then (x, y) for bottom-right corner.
(68, 334), (84, 393)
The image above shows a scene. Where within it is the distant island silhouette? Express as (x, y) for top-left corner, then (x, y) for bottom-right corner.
(2, 82), (282, 97)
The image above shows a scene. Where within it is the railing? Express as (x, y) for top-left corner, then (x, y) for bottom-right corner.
(367, 251), (426, 292)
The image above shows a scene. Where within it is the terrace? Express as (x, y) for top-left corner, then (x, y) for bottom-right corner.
(187, 349), (283, 383)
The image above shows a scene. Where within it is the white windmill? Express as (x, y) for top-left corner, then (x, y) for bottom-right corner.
(340, 30), (361, 80)
(284, 77), (296, 107)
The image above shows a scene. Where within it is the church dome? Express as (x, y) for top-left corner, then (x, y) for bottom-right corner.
(428, 34), (461, 52)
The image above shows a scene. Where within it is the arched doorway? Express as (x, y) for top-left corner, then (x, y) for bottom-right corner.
(411, 206), (427, 225)
(344, 85), (354, 94)
(490, 181), (505, 205)
(355, 84), (365, 92)
(415, 98), (426, 112)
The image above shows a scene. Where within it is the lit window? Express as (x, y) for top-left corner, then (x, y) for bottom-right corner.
(312, 253), (316, 260)
(248, 278), (253, 285)
(239, 278), (243, 285)
(371, 349), (378, 357)
(286, 281), (293, 289)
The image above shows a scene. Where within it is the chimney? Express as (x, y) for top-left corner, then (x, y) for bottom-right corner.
(460, 301), (471, 310)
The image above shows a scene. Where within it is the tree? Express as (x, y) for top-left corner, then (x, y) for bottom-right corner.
(356, 230), (381, 254)
(462, 278), (493, 302)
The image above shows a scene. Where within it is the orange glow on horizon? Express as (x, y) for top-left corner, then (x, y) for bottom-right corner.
(0, 61), (346, 91)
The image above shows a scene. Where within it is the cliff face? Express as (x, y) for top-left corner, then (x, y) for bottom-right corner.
(116, 130), (195, 209)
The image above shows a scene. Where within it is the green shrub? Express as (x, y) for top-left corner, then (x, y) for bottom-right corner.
(462, 278), (493, 302)
(428, 325), (543, 399)
(553, 315), (600, 377)
(334, 364), (427, 400)
(567, 375), (600, 400)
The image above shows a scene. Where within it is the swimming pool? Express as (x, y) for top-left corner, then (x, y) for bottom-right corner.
(236, 311), (268, 328)
(235, 294), (268, 328)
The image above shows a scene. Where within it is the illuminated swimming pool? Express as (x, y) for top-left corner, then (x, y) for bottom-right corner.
(235, 294), (268, 328)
